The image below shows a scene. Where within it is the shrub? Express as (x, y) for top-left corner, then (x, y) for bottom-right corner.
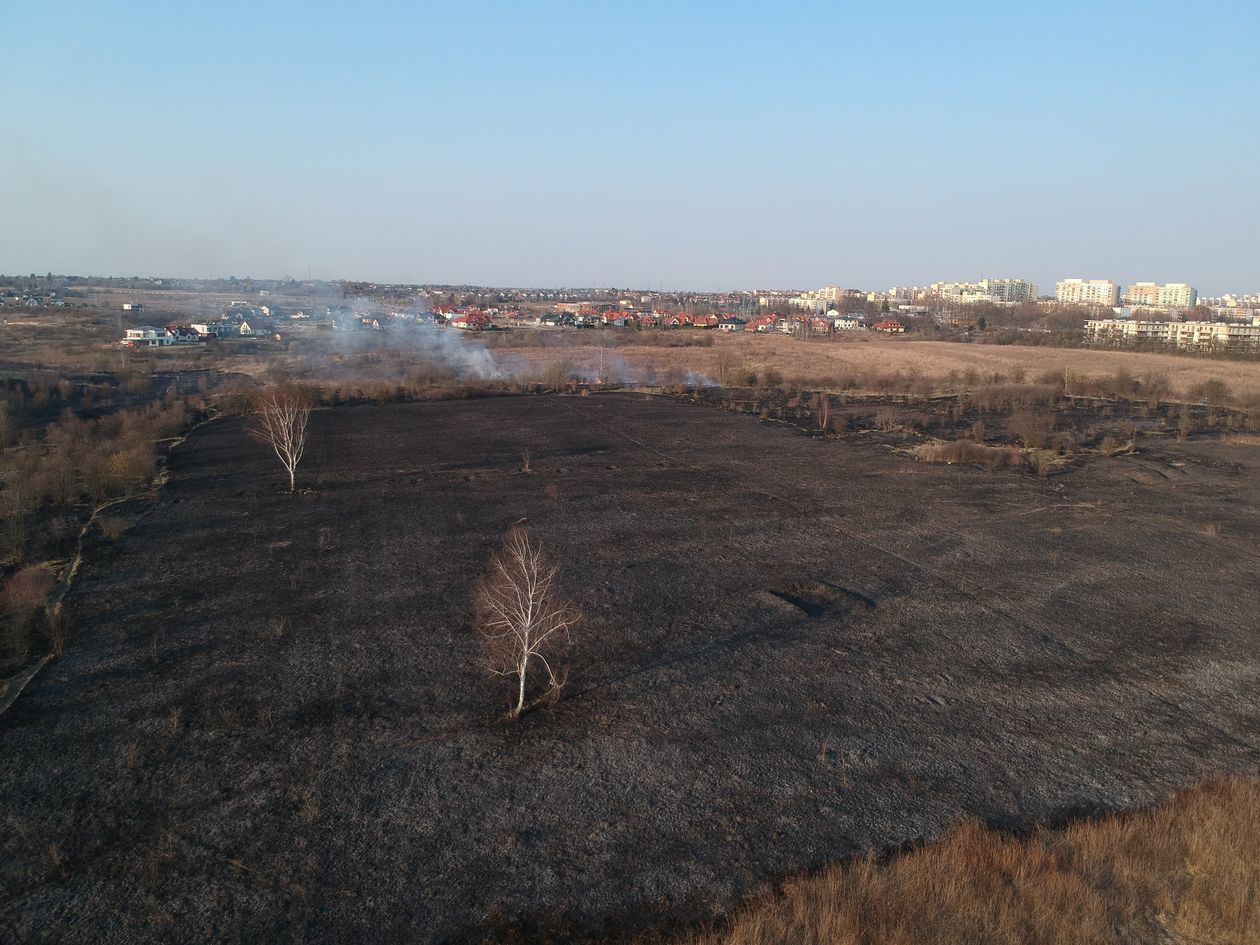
(1139, 372), (1172, 406)
(970, 384), (1059, 411)
(1028, 450), (1059, 477)
(1178, 406), (1195, 440)
(1008, 409), (1056, 449)
(106, 445), (157, 493)
(1100, 435), (1122, 454)
(1063, 369), (1087, 395)
(2, 564), (56, 658)
(542, 360), (578, 389)
(1, 563), (54, 619)
(1187, 379), (1233, 406)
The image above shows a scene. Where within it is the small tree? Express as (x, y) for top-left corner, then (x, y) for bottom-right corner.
(250, 387), (312, 492)
(814, 392), (832, 433)
(472, 527), (579, 718)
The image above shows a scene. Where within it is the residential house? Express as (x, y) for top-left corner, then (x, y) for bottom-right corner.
(238, 318), (275, 336)
(744, 315), (779, 332)
(165, 325), (203, 344)
(451, 313), (490, 330)
(121, 326), (172, 346)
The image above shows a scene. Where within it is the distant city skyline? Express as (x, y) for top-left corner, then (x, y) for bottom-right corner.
(3, 1), (1257, 296)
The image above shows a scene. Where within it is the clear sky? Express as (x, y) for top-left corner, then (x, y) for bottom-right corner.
(3, 1), (1257, 293)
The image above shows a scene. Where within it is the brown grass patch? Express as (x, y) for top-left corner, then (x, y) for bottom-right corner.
(1222, 432), (1260, 446)
(509, 335), (1260, 404)
(671, 777), (1260, 945)
(913, 440), (1023, 469)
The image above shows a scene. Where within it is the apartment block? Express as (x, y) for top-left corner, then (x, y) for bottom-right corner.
(1055, 278), (1120, 306)
(1157, 283), (1198, 309)
(1084, 319), (1260, 351)
(1122, 282), (1198, 309)
(934, 278), (1038, 304)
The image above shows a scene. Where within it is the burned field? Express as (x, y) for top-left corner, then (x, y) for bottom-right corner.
(3, 393), (1260, 943)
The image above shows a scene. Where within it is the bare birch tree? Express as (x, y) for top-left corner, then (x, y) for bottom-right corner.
(815, 391), (832, 433)
(473, 527), (580, 718)
(250, 387), (312, 492)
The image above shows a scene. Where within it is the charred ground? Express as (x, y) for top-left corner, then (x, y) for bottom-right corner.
(3, 393), (1259, 943)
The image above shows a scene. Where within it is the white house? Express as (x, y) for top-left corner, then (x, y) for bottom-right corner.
(121, 326), (172, 346)
(831, 311), (862, 331)
(238, 318), (274, 336)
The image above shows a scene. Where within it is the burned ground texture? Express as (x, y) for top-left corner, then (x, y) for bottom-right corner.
(3, 393), (1259, 943)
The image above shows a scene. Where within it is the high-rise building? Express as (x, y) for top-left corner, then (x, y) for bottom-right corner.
(1157, 283), (1198, 309)
(1123, 282), (1197, 309)
(1124, 282), (1160, 306)
(934, 278), (1038, 304)
(1056, 279), (1120, 306)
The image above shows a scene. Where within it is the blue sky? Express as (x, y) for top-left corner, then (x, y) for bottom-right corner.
(3, 1), (1257, 293)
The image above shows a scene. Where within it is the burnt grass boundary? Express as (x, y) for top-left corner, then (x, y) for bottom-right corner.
(2, 392), (1259, 943)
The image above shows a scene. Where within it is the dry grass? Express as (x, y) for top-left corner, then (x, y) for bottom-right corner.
(1222, 432), (1260, 446)
(510, 335), (1260, 405)
(672, 777), (1260, 945)
(913, 441), (1024, 469)
(98, 515), (128, 541)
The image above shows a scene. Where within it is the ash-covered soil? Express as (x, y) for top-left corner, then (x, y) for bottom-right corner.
(3, 393), (1259, 943)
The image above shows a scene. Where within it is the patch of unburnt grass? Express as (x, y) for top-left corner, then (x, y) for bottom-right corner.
(667, 776), (1260, 945)
(912, 440), (1024, 469)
